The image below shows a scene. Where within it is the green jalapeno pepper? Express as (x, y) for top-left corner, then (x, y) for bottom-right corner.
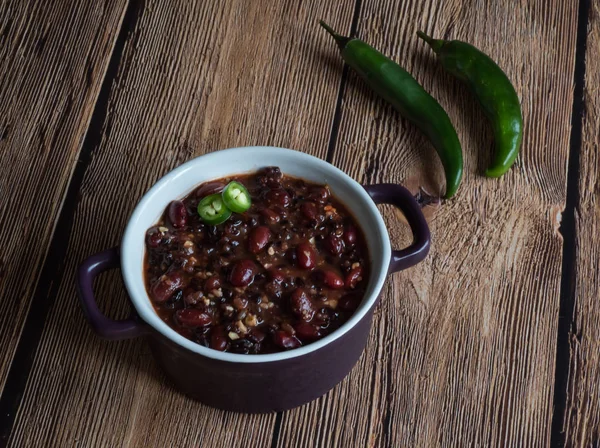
(320, 21), (463, 198)
(222, 181), (252, 213)
(417, 31), (523, 178)
(197, 193), (232, 225)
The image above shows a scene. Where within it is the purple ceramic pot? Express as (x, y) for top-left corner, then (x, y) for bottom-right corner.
(77, 147), (430, 413)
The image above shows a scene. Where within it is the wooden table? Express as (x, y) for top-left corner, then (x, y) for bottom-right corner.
(1, 0), (598, 446)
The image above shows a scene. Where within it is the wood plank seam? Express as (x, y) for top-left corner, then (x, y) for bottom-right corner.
(269, 412), (283, 448)
(550, 0), (590, 446)
(306, 0), (578, 445)
(6, 1), (355, 446)
(0, 0), (140, 443)
(325, 0), (363, 165)
(272, 1), (363, 447)
(563, 0), (600, 443)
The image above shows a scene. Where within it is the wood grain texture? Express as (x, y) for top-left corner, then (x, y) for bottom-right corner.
(564, 2), (600, 446)
(0, 0), (128, 389)
(7, 0), (355, 446)
(276, 0), (578, 447)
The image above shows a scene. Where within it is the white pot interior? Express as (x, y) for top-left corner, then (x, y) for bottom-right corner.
(121, 146), (391, 363)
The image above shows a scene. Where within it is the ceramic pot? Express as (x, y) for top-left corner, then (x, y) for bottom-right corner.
(77, 146), (430, 413)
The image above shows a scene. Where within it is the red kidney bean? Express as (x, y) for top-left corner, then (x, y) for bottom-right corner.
(204, 275), (222, 293)
(195, 181), (226, 197)
(248, 226), (271, 253)
(184, 289), (203, 306)
(272, 331), (301, 349)
(296, 242), (316, 270)
(294, 321), (322, 341)
(281, 322), (296, 335)
(269, 269), (286, 283)
(345, 266), (363, 289)
(343, 225), (357, 246)
(210, 326), (228, 351)
(309, 186), (330, 204)
(146, 227), (163, 248)
(300, 201), (318, 220)
(290, 288), (315, 321)
(320, 270), (345, 289)
(151, 271), (186, 303)
(260, 208), (281, 224)
(229, 259), (258, 286)
(176, 309), (212, 327)
(248, 328), (266, 343)
(266, 188), (291, 207)
(339, 293), (362, 311)
(233, 296), (248, 310)
(168, 200), (188, 228)
(324, 234), (344, 256)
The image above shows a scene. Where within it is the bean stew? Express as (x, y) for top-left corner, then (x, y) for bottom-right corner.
(144, 167), (370, 354)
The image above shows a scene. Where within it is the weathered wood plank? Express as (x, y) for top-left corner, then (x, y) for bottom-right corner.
(0, 0), (128, 390)
(7, 0), (354, 446)
(564, 2), (600, 445)
(277, 1), (578, 446)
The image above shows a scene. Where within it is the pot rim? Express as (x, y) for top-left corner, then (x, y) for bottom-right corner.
(121, 146), (391, 363)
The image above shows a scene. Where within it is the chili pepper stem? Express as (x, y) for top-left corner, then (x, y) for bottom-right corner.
(319, 20), (350, 50)
(416, 31), (443, 53)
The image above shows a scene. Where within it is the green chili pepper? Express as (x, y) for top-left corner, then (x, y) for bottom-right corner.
(197, 193), (232, 225)
(320, 21), (463, 198)
(417, 32), (523, 178)
(222, 181), (252, 213)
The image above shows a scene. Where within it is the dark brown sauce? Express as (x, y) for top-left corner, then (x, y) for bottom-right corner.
(144, 167), (370, 354)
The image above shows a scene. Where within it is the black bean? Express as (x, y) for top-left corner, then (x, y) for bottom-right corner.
(230, 339), (256, 354)
(222, 288), (233, 299)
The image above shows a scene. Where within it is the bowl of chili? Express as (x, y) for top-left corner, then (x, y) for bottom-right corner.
(77, 146), (430, 412)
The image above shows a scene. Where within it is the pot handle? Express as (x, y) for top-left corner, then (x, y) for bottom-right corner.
(77, 247), (148, 340)
(363, 184), (430, 274)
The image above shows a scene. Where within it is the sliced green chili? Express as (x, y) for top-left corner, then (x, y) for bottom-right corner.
(197, 193), (232, 225)
(222, 181), (252, 213)
(417, 31), (523, 178)
(320, 21), (463, 199)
